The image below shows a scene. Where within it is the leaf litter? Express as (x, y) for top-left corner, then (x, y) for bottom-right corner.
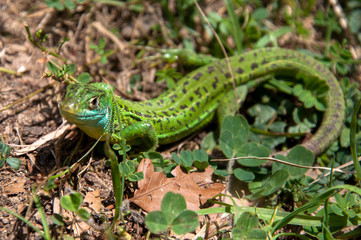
(129, 158), (226, 212)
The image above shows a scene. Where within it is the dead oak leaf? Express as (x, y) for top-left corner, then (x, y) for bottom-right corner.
(83, 189), (102, 213)
(3, 177), (26, 195)
(129, 158), (225, 212)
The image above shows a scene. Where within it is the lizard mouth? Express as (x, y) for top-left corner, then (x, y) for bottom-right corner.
(60, 109), (106, 125)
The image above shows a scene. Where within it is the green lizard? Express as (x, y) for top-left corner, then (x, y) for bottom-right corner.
(60, 48), (345, 155)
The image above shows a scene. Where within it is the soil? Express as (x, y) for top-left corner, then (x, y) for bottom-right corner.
(0, 1), (174, 238)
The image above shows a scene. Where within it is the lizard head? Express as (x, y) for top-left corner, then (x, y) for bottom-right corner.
(60, 83), (114, 140)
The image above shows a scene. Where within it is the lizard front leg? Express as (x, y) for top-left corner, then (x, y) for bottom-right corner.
(111, 121), (159, 152)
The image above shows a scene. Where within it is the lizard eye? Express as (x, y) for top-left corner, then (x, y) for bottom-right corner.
(89, 97), (99, 108)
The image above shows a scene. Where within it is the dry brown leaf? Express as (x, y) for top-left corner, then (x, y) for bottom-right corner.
(129, 159), (225, 212)
(83, 189), (101, 213)
(3, 177), (26, 195)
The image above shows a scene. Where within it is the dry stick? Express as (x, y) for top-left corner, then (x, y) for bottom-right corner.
(193, 0), (238, 106)
(212, 156), (353, 174)
(25, 25), (67, 63)
(147, 2), (176, 47)
(92, 21), (126, 51)
(85, 22), (121, 67)
(309, 157), (361, 185)
(11, 122), (71, 156)
(193, 0), (243, 183)
(91, 22), (147, 101)
(0, 81), (57, 112)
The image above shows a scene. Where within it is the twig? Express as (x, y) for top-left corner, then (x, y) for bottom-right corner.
(212, 156), (352, 174)
(25, 25), (67, 63)
(193, 0), (238, 108)
(0, 82), (57, 112)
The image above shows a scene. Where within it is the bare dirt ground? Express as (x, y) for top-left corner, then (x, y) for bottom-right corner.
(0, 1), (176, 238)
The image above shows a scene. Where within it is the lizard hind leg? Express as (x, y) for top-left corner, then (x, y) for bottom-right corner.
(216, 85), (248, 127)
(216, 75), (271, 127)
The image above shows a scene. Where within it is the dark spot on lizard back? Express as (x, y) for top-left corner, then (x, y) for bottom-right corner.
(194, 87), (202, 98)
(212, 77), (219, 90)
(223, 82), (231, 89)
(208, 66), (215, 73)
(182, 81), (189, 94)
(193, 72), (203, 81)
(134, 110), (143, 116)
(236, 67), (244, 74)
(170, 94), (177, 103)
(161, 111), (170, 117)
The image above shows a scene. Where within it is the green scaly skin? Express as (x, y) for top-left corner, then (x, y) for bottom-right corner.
(60, 48), (345, 155)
